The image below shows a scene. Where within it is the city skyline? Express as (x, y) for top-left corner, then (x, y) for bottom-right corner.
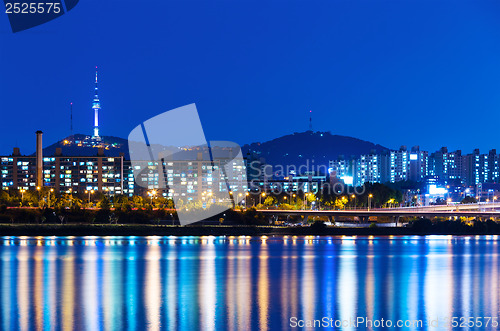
(2, 2), (500, 331)
(2, 1), (500, 155)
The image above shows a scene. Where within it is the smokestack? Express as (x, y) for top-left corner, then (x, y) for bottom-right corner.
(12, 147), (20, 156)
(36, 130), (43, 188)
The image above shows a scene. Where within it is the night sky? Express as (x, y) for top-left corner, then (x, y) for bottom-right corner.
(1, 0), (500, 155)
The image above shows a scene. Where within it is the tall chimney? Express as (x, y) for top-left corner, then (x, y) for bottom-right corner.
(36, 130), (43, 188)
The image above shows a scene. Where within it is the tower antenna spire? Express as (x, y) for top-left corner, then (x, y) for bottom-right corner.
(70, 102), (73, 136)
(309, 110), (312, 131)
(92, 66), (101, 141)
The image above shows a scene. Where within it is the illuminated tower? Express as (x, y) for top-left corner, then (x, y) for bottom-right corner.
(92, 66), (101, 140)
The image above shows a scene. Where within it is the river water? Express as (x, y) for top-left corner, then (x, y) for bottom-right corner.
(0, 235), (499, 330)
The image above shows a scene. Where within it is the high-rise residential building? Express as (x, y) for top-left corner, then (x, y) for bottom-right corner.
(128, 150), (247, 201)
(330, 146), (427, 186)
(408, 146), (428, 182)
(328, 157), (353, 181)
(465, 149), (483, 186)
(1, 147), (124, 195)
(429, 147), (464, 185)
(1, 146), (247, 201)
(380, 146), (410, 183)
(464, 149), (499, 186)
(1, 148), (36, 190)
(354, 153), (381, 186)
(488, 149), (500, 183)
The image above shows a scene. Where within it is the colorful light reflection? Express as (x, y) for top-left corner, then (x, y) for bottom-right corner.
(0, 236), (498, 330)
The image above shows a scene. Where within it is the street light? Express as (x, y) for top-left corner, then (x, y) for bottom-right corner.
(238, 192), (242, 207)
(85, 190), (94, 205)
(36, 186), (41, 206)
(18, 188), (26, 206)
(340, 196), (348, 210)
(260, 192), (266, 205)
(351, 194), (356, 210)
(387, 198), (395, 208)
(368, 193), (373, 211)
(68, 188), (73, 208)
(149, 189), (157, 204)
(48, 188), (54, 208)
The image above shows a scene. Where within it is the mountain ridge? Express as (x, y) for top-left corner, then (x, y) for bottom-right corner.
(241, 131), (389, 167)
(31, 131), (389, 167)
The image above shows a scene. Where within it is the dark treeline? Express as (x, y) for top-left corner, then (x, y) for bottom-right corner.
(0, 205), (269, 226)
(1, 218), (500, 236)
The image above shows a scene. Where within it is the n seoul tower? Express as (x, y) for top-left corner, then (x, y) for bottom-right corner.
(92, 66), (101, 141)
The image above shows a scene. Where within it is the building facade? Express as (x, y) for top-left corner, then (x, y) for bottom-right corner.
(329, 146), (499, 188)
(1, 147), (125, 195)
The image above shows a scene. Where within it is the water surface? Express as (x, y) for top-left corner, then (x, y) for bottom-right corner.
(0, 235), (499, 330)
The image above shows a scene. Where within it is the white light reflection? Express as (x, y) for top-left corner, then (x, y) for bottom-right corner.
(62, 244), (75, 331)
(34, 246), (43, 330)
(424, 238), (452, 324)
(236, 239), (251, 330)
(17, 244), (30, 331)
(338, 239), (357, 331)
(125, 239), (138, 331)
(300, 241), (316, 327)
(199, 236), (217, 331)
(258, 237), (269, 331)
(44, 243), (57, 330)
(83, 245), (99, 330)
(226, 238), (236, 330)
(103, 240), (123, 330)
(1, 246), (12, 330)
(145, 240), (162, 331)
(280, 241), (291, 327)
(165, 242), (177, 330)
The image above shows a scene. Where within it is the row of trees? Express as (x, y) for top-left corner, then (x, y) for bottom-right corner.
(249, 183), (403, 210)
(0, 188), (175, 211)
(0, 182), (403, 212)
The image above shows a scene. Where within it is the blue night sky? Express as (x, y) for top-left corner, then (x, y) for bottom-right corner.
(1, 0), (500, 155)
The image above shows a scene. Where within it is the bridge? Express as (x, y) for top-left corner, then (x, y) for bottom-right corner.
(257, 203), (500, 224)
